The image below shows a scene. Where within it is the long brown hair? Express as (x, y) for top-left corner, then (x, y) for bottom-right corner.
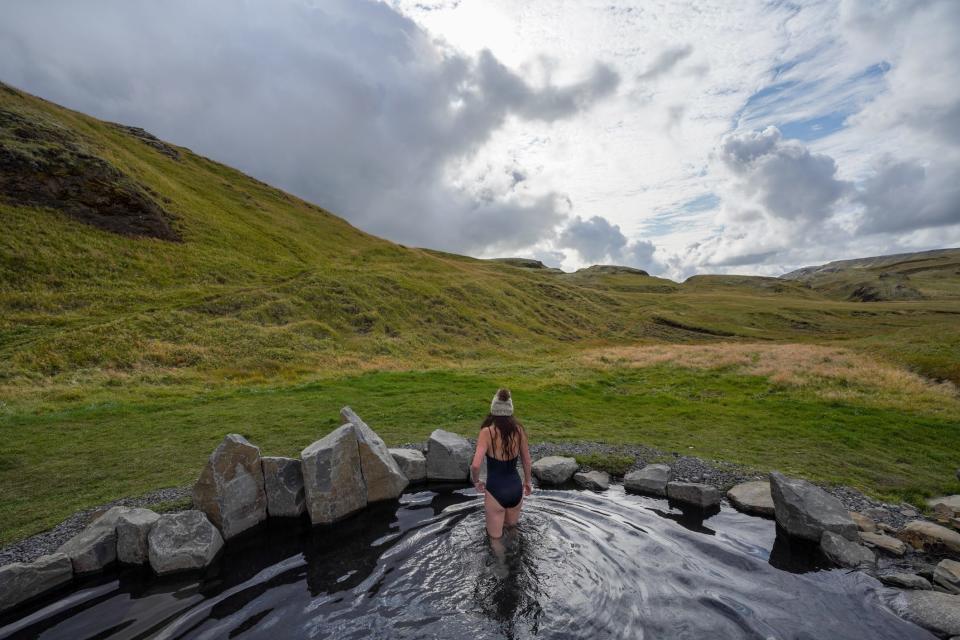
(481, 388), (523, 459)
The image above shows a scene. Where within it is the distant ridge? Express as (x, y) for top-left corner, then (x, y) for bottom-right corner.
(781, 248), (960, 280)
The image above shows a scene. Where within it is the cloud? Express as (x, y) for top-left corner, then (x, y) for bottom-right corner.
(0, 0), (619, 256)
(855, 157), (960, 234)
(636, 44), (693, 81)
(719, 126), (851, 222)
(557, 215), (661, 271)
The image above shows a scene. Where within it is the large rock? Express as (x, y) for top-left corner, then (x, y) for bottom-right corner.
(666, 482), (721, 509)
(768, 472), (857, 542)
(116, 508), (161, 565)
(532, 456), (578, 485)
(262, 456), (306, 517)
(726, 481), (775, 516)
(426, 429), (473, 481)
(574, 470), (610, 491)
(0, 553), (72, 613)
(890, 591), (960, 637)
(880, 573), (932, 590)
(928, 495), (960, 515)
(624, 464), (672, 496)
(147, 510), (224, 575)
(342, 407), (408, 502)
(899, 520), (960, 553)
(192, 434), (267, 540)
(820, 531), (875, 568)
(859, 531), (906, 556)
(934, 559), (960, 594)
(56, 506), (130, 574)
(389, 448), (427, 483)
(301, 424), (367, 524)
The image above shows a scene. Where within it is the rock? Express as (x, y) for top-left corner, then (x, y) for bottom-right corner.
(880, 573), (932, 590)
(426, 429), (473, 481)
(849, 511), (877, 533)
(890, 590), (960, 637)
(864, 506), (890, 521)
(532, 456), (579, 485)
(820, 531), (875, 568)
(934, 503), (956, 523)
(301, 424), (367, 525)
(341, 407), (408, 502)
(574, 470), (610, 491)
(666, 482), (721, 508)
(768, 472), (858, 542)
(389, 448), (427, 483)
(859, 531), (907, 556)
(116, 508), (161, 565)
(262, 456), (306, 518)
(934, 559), (960, 594)
(928, 495), (960, 515)
(899, 520), (960, 554)
(192, 434), (267, 540)
(878, 522), (898, 535)
(624, 464), (672, 497)
(147, 510), (224, 575)
(900, 507), (920, 518)
(0, 553), (72, 613)
(56, 506), (130, 574)
(726, 481), (775, 516)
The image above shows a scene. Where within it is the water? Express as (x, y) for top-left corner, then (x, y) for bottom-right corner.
(0, 484), (934, 640)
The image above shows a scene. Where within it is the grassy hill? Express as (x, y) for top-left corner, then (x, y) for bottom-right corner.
(2, 82), (959, 545)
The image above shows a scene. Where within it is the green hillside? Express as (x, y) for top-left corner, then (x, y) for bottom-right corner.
(2, 83), (959, 545)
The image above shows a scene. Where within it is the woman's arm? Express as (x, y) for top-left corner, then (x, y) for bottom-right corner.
(520, 427), (533, 494)
(470, 429), (488, 491)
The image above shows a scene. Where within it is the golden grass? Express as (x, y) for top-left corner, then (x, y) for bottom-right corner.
(584, 343), (958, 402)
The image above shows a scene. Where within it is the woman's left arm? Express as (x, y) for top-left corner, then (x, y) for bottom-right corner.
(520, 428), (533, 495)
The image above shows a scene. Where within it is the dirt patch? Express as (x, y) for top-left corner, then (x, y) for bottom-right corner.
(0, 106), (180, 241)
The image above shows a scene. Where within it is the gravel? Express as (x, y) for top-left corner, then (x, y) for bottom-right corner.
(0, 486), (191, 566)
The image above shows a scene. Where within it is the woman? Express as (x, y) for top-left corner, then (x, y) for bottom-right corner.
(470, 388), (533, 538)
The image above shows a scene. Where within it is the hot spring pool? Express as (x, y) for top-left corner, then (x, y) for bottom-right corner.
(0, 484), (935, 639)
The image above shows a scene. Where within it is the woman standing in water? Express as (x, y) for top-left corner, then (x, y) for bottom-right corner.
(470, 388), (533, 538)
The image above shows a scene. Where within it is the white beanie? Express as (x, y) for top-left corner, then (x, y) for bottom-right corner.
(490, 391), (514, 416)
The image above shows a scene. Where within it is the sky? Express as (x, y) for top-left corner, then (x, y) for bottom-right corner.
(1, 0), (958, 279)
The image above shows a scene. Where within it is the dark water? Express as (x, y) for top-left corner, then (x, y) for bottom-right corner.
(0, 484), (934, 640)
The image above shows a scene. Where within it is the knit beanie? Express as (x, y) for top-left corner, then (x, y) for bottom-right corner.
(490, 391), (514, 416)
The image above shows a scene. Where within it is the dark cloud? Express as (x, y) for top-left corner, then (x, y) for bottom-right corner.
(720, 126), (850, 221)
(855, 157), (960, 233)
(0, 0), (619, 255)
(636, 44), (693, 81)
(558, 215), (661, 271)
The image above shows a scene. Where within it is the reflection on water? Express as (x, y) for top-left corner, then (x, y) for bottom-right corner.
(0, 484), (936, 640)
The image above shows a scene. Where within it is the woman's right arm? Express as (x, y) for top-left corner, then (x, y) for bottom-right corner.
(520, 428), (533, 495)
(470, 429), (487, 491)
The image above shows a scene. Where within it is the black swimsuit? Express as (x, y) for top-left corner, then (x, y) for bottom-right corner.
(485, 454), (522, 508)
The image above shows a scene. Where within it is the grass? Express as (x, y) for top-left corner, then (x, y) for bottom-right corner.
(2, 82), (960, 547)
(573, 453), (637, 477)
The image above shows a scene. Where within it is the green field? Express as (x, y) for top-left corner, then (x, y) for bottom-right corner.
(2, 83), (959, 546)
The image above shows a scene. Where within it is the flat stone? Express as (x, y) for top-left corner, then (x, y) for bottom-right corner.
(192, 434), (267, 540)
(262, 456), (306, 517)
(426, 429), (473, 481)
(934, 559), (960, 594)
(726, 481), (775, 516)
(532, 456), (579, 485)
(899, 520), (960, 554)
(389, 448), (427, 483)
(890, 590), (960, 637)
(0, 553), (72, 613)
(859, 531), (906, 556)
(864, 506), (890, 521)
(849, 511), (877, 533)
(878, 522), (898, 535)
(116, 508), (161, 565)
(574, 470), (610, 491)
(301, 424), (367, 525)
(880, 572), (932, 590)
(148, 510), (224, 575)
(56, 506), (131, 574)
(928, 495), (960, 515)
(821, 531), (875, 568)
(624, 464), (672, 497)
(342, 407), (408, 502)
(768, 472), (858, 542)
(666, 482), (721, 509)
